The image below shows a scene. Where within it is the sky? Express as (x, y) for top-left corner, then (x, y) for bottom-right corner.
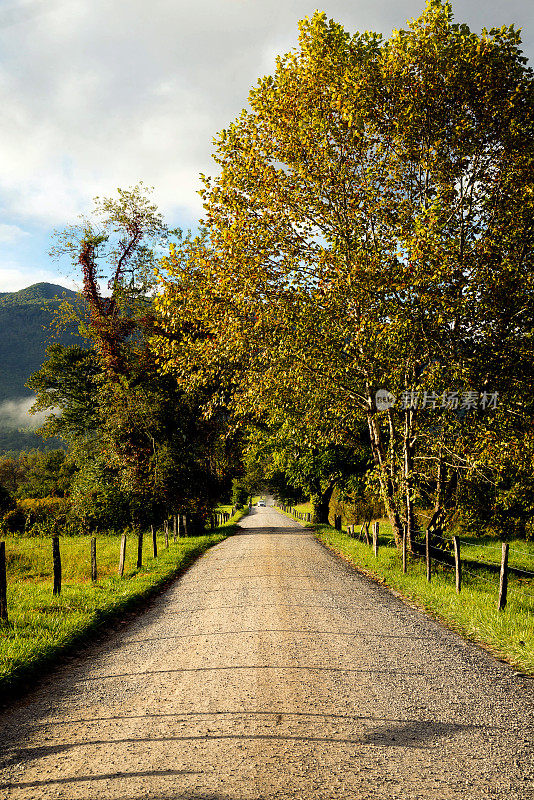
(1, 0), (533, 293)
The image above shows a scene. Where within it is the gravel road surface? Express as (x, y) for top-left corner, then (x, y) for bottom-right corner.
(0, 505), (532, 800)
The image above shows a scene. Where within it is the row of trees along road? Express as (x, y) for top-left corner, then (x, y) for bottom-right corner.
(28, 187), (239, 534)
(153, 2), (534, 544)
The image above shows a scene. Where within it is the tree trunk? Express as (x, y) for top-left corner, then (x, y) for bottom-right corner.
(387, 408), (397, 485)
(435, 449), (446, 516)
(367, 410), (403, 545)
(312, 483), (336, 524)
(427, 470), (458, 538)
(403, 408), (417, 552)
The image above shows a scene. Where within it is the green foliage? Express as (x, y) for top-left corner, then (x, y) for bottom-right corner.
(1, 508), (26, 534)
(68, 462), (135, 531)
(27, 344), (100, 442)
(0, 450), (76, 501)
(0, 494), (72, 537)
(231, 479), (249, 507)
(153, 1), (534, 542)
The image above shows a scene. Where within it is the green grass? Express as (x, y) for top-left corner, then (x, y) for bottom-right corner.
(275, 502), (313, 524)
(0, 510), (246, 697)
(316, 526), (534, 676)
(293, 500), (313, 514)
(5, 532), (167, 583)
(275, 505), (312, 526)
(450, 534), (534, 574)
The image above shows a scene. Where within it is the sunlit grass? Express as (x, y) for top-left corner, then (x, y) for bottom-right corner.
(451, 534), (534, 574)
(293, 500), (313, 514)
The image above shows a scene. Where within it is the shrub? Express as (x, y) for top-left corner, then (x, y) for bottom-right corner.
(1, 508), (26, 534)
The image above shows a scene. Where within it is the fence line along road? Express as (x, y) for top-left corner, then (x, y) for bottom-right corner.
(0, 507), (241, 616)
(277, 504), (534, 612)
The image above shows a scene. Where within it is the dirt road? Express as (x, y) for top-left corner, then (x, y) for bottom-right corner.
(0, 506), (532, 799)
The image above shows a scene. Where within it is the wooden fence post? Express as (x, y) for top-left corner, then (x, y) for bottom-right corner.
(152, 524), (157, 558)
(52, 536), (61, 596)
(498, 542), (509, 611)
(91, 537), (97, 583)
(453, 536), (461, 593)
(425, 529), (431, 582)
(137, 529), (143, 569)
(364, 523), (370, 546)
(118, 533), (127, 576)
(0, 542), (7, 622)
(373, 521), (379, 557)
(402, 525), (407, 574)
(164, 521), (169, 549)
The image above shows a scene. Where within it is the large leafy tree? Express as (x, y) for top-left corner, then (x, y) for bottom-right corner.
(32, 187), (228, 530)
(245, 419), (370, 523)
(155, 1), (534, 542)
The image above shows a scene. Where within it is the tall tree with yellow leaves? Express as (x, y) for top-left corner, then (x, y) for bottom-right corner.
(155, 2), (534, 544)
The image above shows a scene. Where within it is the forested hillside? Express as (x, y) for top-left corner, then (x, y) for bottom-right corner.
(0, 282), (82, 451)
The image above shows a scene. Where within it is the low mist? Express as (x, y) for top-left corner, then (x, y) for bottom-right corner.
(0, 397), (52, 430)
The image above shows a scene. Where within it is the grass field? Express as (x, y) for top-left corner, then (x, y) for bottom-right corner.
(317, 525), (534, 676)
(0, 509), (245, 697)
(293, 500), (313, 514)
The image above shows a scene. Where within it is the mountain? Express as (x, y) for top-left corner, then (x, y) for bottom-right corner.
(0, 282), (78, 306)
(0, 283), (84, 452)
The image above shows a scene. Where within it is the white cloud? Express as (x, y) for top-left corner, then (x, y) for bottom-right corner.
(0, 263), (78, 292)
(0, 223), (29, 244)
(0, 0), (531, 234)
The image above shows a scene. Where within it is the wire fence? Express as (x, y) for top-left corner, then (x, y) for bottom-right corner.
(280, 505), (534, 612)
(0, 507), (241, 623)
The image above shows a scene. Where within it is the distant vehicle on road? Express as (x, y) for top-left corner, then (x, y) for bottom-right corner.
(257, 500), (266, 507)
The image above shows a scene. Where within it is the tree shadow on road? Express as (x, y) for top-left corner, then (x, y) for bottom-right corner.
(0, 769), (200, 791)
(235, 528), (307, 536)
(360, 719), (479, 747)
(1, 716), (495, 772)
